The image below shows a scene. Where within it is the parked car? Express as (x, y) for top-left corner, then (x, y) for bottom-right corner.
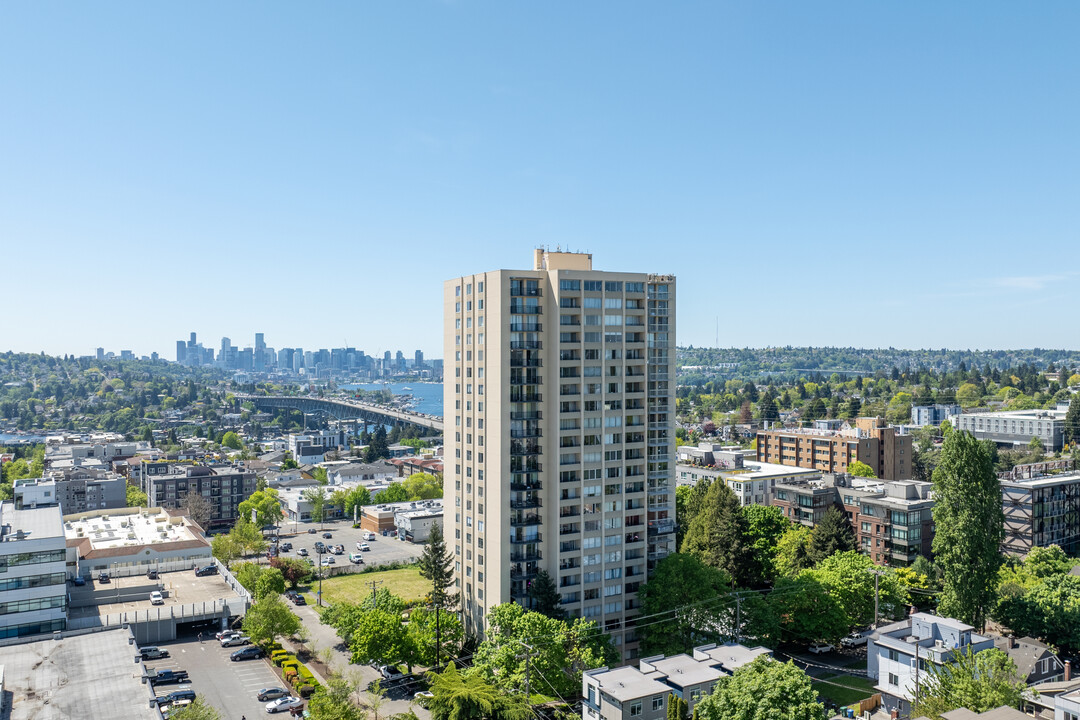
(149, 669), (190, 686)
(221, 634), (250, 647)
(98, 571), (110, 583)
(413, 691), (434, 706)
(147, 569), (159, 580)
(322, 532), (332, 539)
(840, 631), (872, 648)
(258, 687), (290, 702)
(141, 646), (170, 660)
(216, 629), (241, 642)
(808, 642), (834, 655)
(349, 553), (364, 564)
(194, 565), (217, 577)
(266, 696), (304, 714)
(297, 548), (309, 557)
(70, 576), (86, 586)
(333, 544), (345, 555)
(321, 557), (335, 566)
(280, 542), (292, 551)
(231, 646), (265, 661)
(363, 531), (376, 541)
(157, 688), (197, 707)
(150, 591), (164, 605)
(285, 591), (307, 606)
(308, 528), (317, 534)
(359, 542), (370, 552)
(314, 542), (326, 553)
(379, 665), (405, 681)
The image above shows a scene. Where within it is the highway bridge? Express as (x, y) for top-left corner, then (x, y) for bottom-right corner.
(237, 394), (444, 434)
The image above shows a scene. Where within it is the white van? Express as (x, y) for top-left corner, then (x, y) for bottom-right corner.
(363, 531), (376, 541)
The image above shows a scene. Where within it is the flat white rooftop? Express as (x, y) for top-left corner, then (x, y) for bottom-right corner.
(65, 509), (200, 550)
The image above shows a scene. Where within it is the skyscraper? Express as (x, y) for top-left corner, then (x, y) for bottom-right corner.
(415, 349), (424, 368)
(444, 249), (676, 662)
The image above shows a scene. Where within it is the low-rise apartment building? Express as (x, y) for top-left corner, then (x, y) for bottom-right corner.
(583, 643), (771, 720)
(910, 404), (961, 427)
(772, 474), (934, 566)
(756, 417), (912, 481)
(142, 463), (257, 532)
(869, 613), (995, 719)
(0, 499), (68, 639)
(1001, 470), (1080, 556)
(15, 470), (127, 515)
(677, 456), (821, 507)
(954, 407), (1067, 451)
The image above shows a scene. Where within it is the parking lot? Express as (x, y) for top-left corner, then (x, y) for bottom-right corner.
(69, 568), (242, 620)
(276, 519), (425, 573)
(146, 631), (287, 718)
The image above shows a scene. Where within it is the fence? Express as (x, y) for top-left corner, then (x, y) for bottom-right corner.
(79, 557), (211, 580)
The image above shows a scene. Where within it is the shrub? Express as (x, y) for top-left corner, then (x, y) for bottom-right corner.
(271, 650), (289, 664)
(284, 668), (297, 683)
(297, 683), (316, 698)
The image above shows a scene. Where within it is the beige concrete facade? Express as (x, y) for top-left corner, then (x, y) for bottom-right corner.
(755, 416), (912, 481)
(444, 250), (676, 662)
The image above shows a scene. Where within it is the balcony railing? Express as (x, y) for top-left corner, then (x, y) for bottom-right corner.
(510, 513), (542, 527)
(509, 534), (542, 545)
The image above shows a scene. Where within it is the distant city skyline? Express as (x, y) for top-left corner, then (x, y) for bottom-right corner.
(3, 3), (1078, 354)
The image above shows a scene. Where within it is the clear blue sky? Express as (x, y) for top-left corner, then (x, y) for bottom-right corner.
(3, 2), (1077, 358)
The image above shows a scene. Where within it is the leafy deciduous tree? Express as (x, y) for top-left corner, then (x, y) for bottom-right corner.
(695, 656), (825, 720)
(639, 553), (733, 655)
(912, 647), (1025, 720)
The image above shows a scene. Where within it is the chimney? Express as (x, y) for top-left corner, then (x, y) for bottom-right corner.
(1066, 660), (1072, 681)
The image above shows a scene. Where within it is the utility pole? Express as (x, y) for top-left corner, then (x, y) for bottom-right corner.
(874, 570), (880, 629)
(516, 640), (536, 706)
(369, 578), (384, 609)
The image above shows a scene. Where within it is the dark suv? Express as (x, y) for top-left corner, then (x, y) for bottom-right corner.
(194, 565), (218, 577)
(157, 689), (197, 706)
(231, 646), (265, 661)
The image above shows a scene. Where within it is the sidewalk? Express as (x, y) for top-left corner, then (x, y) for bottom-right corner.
(281, 600), (431, 719)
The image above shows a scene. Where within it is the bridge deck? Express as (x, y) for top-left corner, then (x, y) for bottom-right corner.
(238, 394), (444, 433)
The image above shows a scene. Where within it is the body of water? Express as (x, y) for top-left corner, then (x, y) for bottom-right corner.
(340, 382), (443, 418)
(0, 433), (48, 445)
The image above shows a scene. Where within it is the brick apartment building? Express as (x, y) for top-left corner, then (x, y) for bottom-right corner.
(756, 417), (912, 481)
(140, 462), (257, 533)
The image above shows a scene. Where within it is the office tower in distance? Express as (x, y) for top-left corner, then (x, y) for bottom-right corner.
(444, 249), (676, 662)
(415, 349), (424, 368)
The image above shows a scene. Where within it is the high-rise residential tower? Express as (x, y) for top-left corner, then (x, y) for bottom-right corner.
(444, 249), (676, 662)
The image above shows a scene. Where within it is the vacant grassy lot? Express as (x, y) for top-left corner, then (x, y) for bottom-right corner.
(811, 673), (876, 707)
(304, 566), (429, 605)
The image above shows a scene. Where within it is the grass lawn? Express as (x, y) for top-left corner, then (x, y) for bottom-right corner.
(303, 566), (429, 605)
(810, 673), (876, 707)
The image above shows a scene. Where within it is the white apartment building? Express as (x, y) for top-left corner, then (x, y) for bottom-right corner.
(444, 250), (676, 660)
(0, 500), (68, 639)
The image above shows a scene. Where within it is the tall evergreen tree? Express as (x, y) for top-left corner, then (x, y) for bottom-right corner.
(932, 430), (1004, 629)
(417, 522), (458, 668)
(683, 480), (751, 585)
(527, 569), (563, 619)
(807, 506), (856, 564)
(1065, 394), (1080, 446)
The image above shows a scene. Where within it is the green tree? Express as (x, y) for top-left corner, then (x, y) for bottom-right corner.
(281, 452), (299, 470)
(255, 567), (286, 599)
(807, 506), (855, 564)
(125, 484), (148, 507)
(803, 551), (907, 628)
(676, 478), (714, 551)
(230, 518), (267, 556)
(242, 595), (301, 647)
(1066, 395), (1080, 445)
(956, 382), (982, 407)
(667, 693), (688, 720)
(418, 522), (457, 610)
(407, 606), (465, 667)
(768, 576), (848, 645)
(403, 472), (443, 500)
(912, 647), (1025, 720)
(167, 698), (223, 720)
(472, 603), (617, 699)
(638, 553), (732, 655)
(741, 505), (791, 585)
(683, 480), (752, 586)
(847, 460), (876, 478)
(270, 556), (310, 589)
(376, 482), (410, 503)
(695, 656), (825, 720)
(427, 664), (528, 720)
(932, 430), (1004, 629)
(238, 488), (284, 528)
(348, 608), (413, 668)
(211, 533), (242, 569)
(775, 524), (814, 577)
(303, 474), (329, 526)
(233, 561), (263, 593)
(1024, 544), (1073, 579)
(221, 431), (243, 450)
(307, 671), (365, 720)
(527, 568), (563, 619)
